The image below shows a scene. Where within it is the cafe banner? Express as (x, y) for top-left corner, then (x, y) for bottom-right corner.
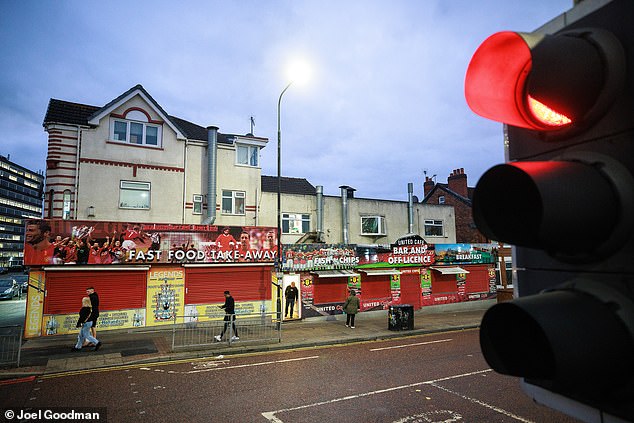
(433, 243), (496, 264)
(23, 219), (278, 266)
(281, 244), (359, 271)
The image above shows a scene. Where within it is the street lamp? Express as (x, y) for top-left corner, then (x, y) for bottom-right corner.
(275, 60), (310, 324)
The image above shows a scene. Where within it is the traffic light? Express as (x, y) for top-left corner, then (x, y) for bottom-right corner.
(465, 1), (634, 421)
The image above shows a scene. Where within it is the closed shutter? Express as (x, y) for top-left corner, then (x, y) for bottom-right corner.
(313, 277), (348, 304)
(431, 272), (457, 294)
(185, 266), (272, 305)
(361, 275), (391, 300)
(400, 272), (421, 308)
(465, 265), (490, 293)
(45, 270), (147, 315)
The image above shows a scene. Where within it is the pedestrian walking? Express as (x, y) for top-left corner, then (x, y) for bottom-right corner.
(86, 287), (100, 339)
(72, 296), (101, 351)
(284, 281), (299, 319)
(215, 291), (239, 341)
(343, 289), (361, 328)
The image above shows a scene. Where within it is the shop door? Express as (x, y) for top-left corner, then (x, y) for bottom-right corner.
(185, 265), (272, 305)
(44, 270), (147, 315)
(313, 276), (348, 304)
(282, 274), (301, 319)
(400, 272), (422, 308)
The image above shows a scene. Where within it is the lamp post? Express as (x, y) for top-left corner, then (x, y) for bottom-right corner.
(275, 81), (292, 327)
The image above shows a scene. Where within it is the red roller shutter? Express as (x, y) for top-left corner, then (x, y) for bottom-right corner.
(44, 270), (147, 315)
(185, 265), (272, 305)
(361, 275), (391, 300)
(465, 265), (491, 293)
(313, 277), (348, 304)
(431, 272), (457, 294)
(400, 272), (421, 308)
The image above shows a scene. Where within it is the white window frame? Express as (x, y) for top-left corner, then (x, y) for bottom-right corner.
(193, 195), (203, 215)
(361, 216), (386, 236)
(282, 213), (310, 234)
(221, 190), (245, 215)
(62, 190), (72, 220)
(119, 181), (151, 210)
(236, 144), (259, 167)
(424, 219), (444, 237)
(110, 118), (162, 147)
(438, 195), (445, 204)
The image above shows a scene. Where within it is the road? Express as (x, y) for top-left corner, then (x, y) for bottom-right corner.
(0, 329), (580, 423)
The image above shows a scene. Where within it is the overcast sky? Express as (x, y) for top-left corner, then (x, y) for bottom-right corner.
(1, 0), (572, 201)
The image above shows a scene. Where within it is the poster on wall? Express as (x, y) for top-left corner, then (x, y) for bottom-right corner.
(42, 309), (146, 336)
(24, 271), (46, 338)
(357, 235), (435, 267)
(282, 244), (359, 271)
(23, 219), (277, 266)
(147, 267), (185, 326)
(434, 244), (496, 264)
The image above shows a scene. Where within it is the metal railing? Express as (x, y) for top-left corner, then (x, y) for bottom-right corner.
(0, 325), (22, 367)
(171, 312), (281, 351)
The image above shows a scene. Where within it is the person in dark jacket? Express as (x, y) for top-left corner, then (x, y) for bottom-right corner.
(343, 290), (361, 328)
(215, 291), (239, 341)
(86, 287), (100, 339)
(284, 282), (299, 319)
(72, 296), (101, 351)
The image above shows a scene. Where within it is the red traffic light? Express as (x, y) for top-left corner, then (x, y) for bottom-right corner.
(465, 29), (625, 134)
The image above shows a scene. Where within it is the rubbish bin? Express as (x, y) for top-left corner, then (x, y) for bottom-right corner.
(388, 304), (414, 331)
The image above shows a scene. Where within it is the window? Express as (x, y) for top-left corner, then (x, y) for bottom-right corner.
(283, 213), (310, 234)
(236, 144), (259, 167)
(424, 219), (444, 237)
(221, 190), (245, 215)
(111, 119), (162, 147)
(62, 190), (72, 220)
(438, 196), (445, 204)
(119, 181), (151, 209)
(193, 195), (203, 215)
(361, 216), (386, 235)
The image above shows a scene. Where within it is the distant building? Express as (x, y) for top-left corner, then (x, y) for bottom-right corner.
(0, 155), (44, 268)
(422, 168), (488, 243)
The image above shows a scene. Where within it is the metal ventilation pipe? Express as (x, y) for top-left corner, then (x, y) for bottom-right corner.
(339, 185), (355, 244)
(203, 126), (219, 224)
(408, 182), (414, 234)
(316, 185), (324, 242)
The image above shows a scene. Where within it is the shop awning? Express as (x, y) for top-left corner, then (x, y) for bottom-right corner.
(360, 268), (402, 276)
(311, 269), (360, 278)
(430, 266), (469, 275)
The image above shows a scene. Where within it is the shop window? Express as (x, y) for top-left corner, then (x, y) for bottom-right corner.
(424, 219), (444, 237)
(222, 190), (245, 215)
(282, 213), (310, 234)
(361, 216), (386, 236)
(119, 181), (151, 210)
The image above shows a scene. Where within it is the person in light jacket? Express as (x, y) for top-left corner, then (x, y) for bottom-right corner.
(72, 296), (101, 352)
(343, 290), (361, 328)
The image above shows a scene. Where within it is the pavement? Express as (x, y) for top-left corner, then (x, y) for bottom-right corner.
(0, 300), (494, 380)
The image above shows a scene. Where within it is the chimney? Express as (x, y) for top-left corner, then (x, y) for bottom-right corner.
(447, 168), (468, 198)
(423, 176), (435, 197)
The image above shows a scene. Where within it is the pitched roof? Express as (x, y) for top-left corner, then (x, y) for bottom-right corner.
(421, 183), (473, 206)
(42, 86), (253, 144)
(261, 175), (316, 195)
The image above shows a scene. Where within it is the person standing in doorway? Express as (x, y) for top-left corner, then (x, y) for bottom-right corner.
(285, 281), (299, 319)
(86, 287), (100, 339)
(343, 289), (361, 328)
(215, 291), (239, 341)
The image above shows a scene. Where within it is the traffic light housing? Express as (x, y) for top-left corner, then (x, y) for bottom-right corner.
(465, 1), (634, 421)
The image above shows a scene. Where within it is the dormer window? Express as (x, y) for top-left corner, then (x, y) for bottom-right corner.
(236, 144), (259, 167)
(110, 109), (162, 147)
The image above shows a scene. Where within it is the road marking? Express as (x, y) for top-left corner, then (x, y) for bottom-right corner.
(187, 355), (319, 374)
(429, 382), (534, 423)
(369, 338), (452, 351)
(263, 368), (534, 423)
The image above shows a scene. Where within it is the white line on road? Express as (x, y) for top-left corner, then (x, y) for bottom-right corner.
(186, 355), (320, 374)
(369, 338), (453, 351)
(261, 369), (493, 422)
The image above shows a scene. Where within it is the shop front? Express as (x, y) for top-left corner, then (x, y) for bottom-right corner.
(23, 219), (277, 338)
